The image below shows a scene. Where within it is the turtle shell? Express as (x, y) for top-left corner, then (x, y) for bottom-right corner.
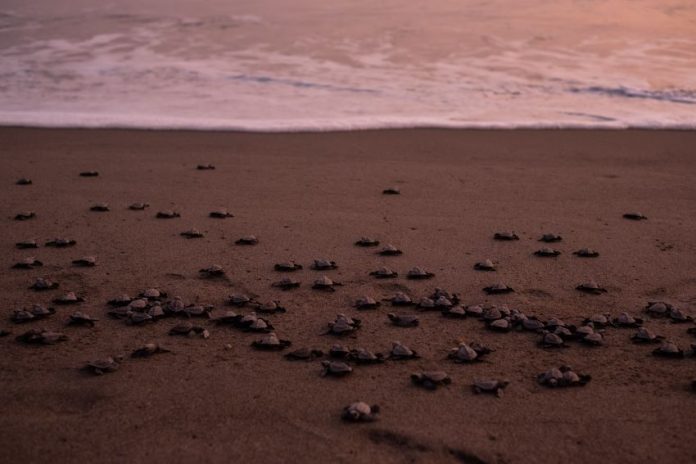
(15, 240), (38, 249)
(329, 344), (350, 358)
(90, 203), (109, 212)
(347, 348), (384, 364)
(68, 311), (99, 326)
(12, 257), (43, 269)
(576, 281), (607, 295)
(251, 333), (292, 351)
(407, 267), (434, 279)
(274, 261), (302, 272)
(631, 327), (662, 343)
(199, 265), (225, 277)
(14, 211), (36, 221)
(227, 294), (252, 306)
(538, 366), (591, 388)
(448, 343), (480, 363)
(213, 310), (241, 325)
(72, 256), (97, 267)
(327, 314), (360, 335)
(30, 278), (59, 291)
(411, 371), (451, 390)
(355, 237), (380, 247)
(52, 292), (84, 305)
(45, 238), (76, 247)
(321, 360), (353, 377)
(493, 231), (519, 241)
(464, 305), (484, 317)
(311, 259), (338, 270)
(534, 247), (561, 257)
(483, 283), (514, 295)
(131, 343), (170, 358)
(623, 212), (647, 220)
(521, 318), (545, 332)
(156, 210), (180, 219)
(652, 341), (684, 358)
(354, 296), (380, 310)
(17, 328), (67, 345)
(236, 313), (273, 332)
(235, 235), (258, 245)
(284, 348), (323, 361)
(580, 332), (604, 346)
(129, 202), (149, 210)
(612, 312), (643, 328)
(272, 278), (301, 290)
(442, 305), (467, 318)
(108, 294), (133, 307)
(389, 341), (418, 360)
(669, 307), (693, 323)
(79, 171), (99, 177)
(378, 244), (403, 256)
(370, 267), (398, 278)
(85, 357), (120, 375)
(16, 178), (32, 185)
(341, 402), (379, 422)
(474, 259), (496, 271)
(312, 276), (341, 291)
(388, 313), (419, 327)
(472, 379), (509, 396)
(140, 288), (166, 300)
(539, 233), (562, 243)
(181, 229), (204, 238)
(255, 301), (286, 314)
(573, 248), (599, 258)
(382, 187), (400, 195)
(487, 318), (512, 332)
(209, 209), (233, 218)
(389, 292), (413, 306)
(197, 164), (215, 170)
(539, 332), (565, 348)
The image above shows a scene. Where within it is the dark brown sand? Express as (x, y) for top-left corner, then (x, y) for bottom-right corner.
(1, 128), (696, 464)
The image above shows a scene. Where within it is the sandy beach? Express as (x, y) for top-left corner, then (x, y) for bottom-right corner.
(1, 127), (696, 464)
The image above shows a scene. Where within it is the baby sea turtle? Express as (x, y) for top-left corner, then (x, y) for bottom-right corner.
(538, 332), (566, 348)
(236, 312), (273, 333)
(448, 342), (492, 363)
(14, 211), (36, 221)
(272, 277), (301, 290)
(370, 267), (398, 279)
(631, 327), (664, 344)
(612, 312), (643, 328)
(442, 305), (467, 318)
(354, 296), (380, 310)
(321, 360), (353, 377)
(125, 311), (154, 325)
(521, 317), (546, 332)
(11, 305), (55, 323)
(388, 313), (419, 327)
(226, 294), (254, 307)
(45, 238), (76, 248)
(53, 292), (84, 305)
(16, 178), (32, 185)
(378, 244), (403, 256)
(417, 297), (436, 310)
(482, 306), (505, 321)
(79, 171), (99, 177)
(131, 343), (170, 358)
(644, 301), (673, 317)
(156, 210), (180, 219)
(312, 276), (342, 291)
(255, 301), (287, 314)
(534, 247), (561, 257)
(388, 341), (419, 360)
(16, 328), (68, 345)
(140, 288), (167, 300)
(411, 371), (451, 390)
(90, 203), (109, 212)
(327, 314), (361, 336)
(274, 261), (303, 272)
(576, 281), (607, 295)
(539, 233), (562, 243)
(355, 237), (380, 247)
(483, 283), (514, 295)
(129, 202), (149, 210)
(623, 212), (647, 220)
(347, 348), (384, 365)
(573, 248), (600, 258)
(30, 277), (59, 291)
(583, 314), (611, 328)
(68, 311), (99, 327)
(341, 402), (380, 422)
(652, 341), (684, 358)
(212, 310), (241, 326)
(72, 256), (97, 267)
(12, 257), (43, 269)
(209, 209), (233, 218)
(580, 331), (604, 346)
(84, 357), (121, 375)
(494, 231), (519, 241)
(107, 294), (133, 307)
(668, 307), (693, 323)
(169, 322), (209, 338)
(487, 318), (512, 333)
(382, 187), (400, 195)
(181, 229), (204, 239)
(183, 304), (214, 318)
(197, 164), (215, 170)
(329, 344), (350, 358)
(284, 348), (323, 361)
(464, 304), (484, 317)
(538, 366), (591, 388)
(199, 264), (225, 277)
(472, 379), (509, 397)
(474, 259), (496, 271)
(235, 235), (258, 245)
(387, 292), (413, 306)
(312, 259), (338, 270)
(251, 332), (292, 351)
(16, 240), (38, 249)
(407, 267), (434, 280)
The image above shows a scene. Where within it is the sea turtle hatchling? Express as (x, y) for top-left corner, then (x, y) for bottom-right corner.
(573, 248), (600, 258)
(411, 371), (451, 390)
(539, 233), (562, 243)
(30, 277), (59, 291)
(534, 247), (561, 257)
(347, 348), (384, 364)
(199, 264), (225, 277)
(212, 310), (241, 326)
(181, 229), (204, 239)
(644, 301), (673, 317)
(168, 322), (209, 338)
(140, 288), (167, 300)
(79, 171), (99, 177)
(623, 212), (647, 220)
(68, 311), (99, 327)
(197, 164), (215, 170)
(107, 294), (133, 307)
(236, 312), (273, 333)
(321, 360), (353, 377)
(388, 341), (419, 360)
(341, 402), (380, 422)
(274, 261), (303, 272)
(72, 256), (97, 267)
(12, 257), (43, 269)
(226, 294), (254, 307)
(472, 379), (509, 397)
(251, 332), (292, 351)
(483, 283), (514, 295)
(90, 203), (109, 212)
(538, 366), (591, 388)
(407, 267), (434, 280)
(326, 314), (361, 336)
(355, 237), (380, 247)
(84, 357), (121, 375)
(16, 178), (32, 185)
(474, 259), (496, 271)
(382, 187), (400, 195)
(668, 307), (693, 323)
(580, 332), (604, 346)
(209, 209), (233, 218)
(388, 313), (419, 327)
(131, 343), (170, 358)
(538, 332), (566, 348)
(311, 259), (338, 270)
(235, 235), (258, 245)
(255, 301), (287, 314)
(129, 202), (149, 210)
(464, 304), (484, 317)
(448, 342), (492, 363)
(630, 327), (664, 344)
(583, 314), (611, 328)
(14, 211), (36, 221)
(16, 328), (68, 345)
(156, 210), (180, 219)
(52, 292), (84, 305)
(329, 344), (350, 358)
(576, 281), (607, 295)
(487, 318), (512, 332)
(284, 348), (324, 361)
(369, 267), (398, 279)
(378, 244), (403, 256)
(45, 238), (76, 247)
(493, 231), (519, 241)
(16, 240), (38, 249)
(441, 305), (467, 318)
(11, 306), (54, 323)
(354, 296), (380, 310)
(272, 277), (301, 290)
(312, 276), (342, 291)
(387, 292), (413, 306)
(652, 341), (684, 358)
(612, 312), (643, 328)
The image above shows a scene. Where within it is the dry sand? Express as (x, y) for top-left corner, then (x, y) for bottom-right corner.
(1, 128), (695, 464)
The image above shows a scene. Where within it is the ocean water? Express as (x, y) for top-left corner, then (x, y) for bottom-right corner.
(1, 0), (695, 131)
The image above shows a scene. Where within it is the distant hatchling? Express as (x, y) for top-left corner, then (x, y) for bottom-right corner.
(90, 203), (109, 212)
(539, 233), (562, 243)
(321, 360), (353, 377)
(156, 210), (180, 219)
(387, 313), (419, 327)
(448, 342), (492, 363)
(326, 314), (361, 336)
(441, 305), (467, 318)
(52, 292), (84, 305)
(406, 267), (434, 279)
(583, 313), (611, 328)
(226, 294), (254, 307)
(354, 296), (380, 310)
(538, 332), (566, 348)
(140, 288), (167, 300)
(169, 322), (209, 338)
(255, 300), (287, 314)
(576, 281), (607, 295)
(631, 327), (664, 344)
(311, 259), (338, 270)
(197, 164), (215, 170)
(623, 212), (647, 220)
(235, 235), (258, 245)
(378, 244), (403, 256)
(129, 202), (149, 210)
(369, 267), (398, 279)
(347, 348), (384, 365)
(180, 228), (204, 238)
(84, 357), (121, 375)
(652, 341), (684, 358)
(72, 256), (97, 267)
(11, 305), (55, 323)
(16, 177), (32, 185)
(494, 231), (519, 241)
(411, 371), (451, 390)
(388, 341), (419, 360)
(15, 240), (38, 249)
(534, 247), (561, 257)
(272, 277), (301, 290)
(14, 211), (36, 221)
(199, 264), (225, 277)
(79, 171), (99, 177)
(612, 312), (643, 328)
(387, 292), (414, 306)
(209, 209), (233, 218)
(329, 344), (350, 358)
(472, 379), (509, 397)
(483, 283), (514, 295)
(644, 301), (674, 318)
(68, 311), (99, 327)
(251, 332), (292, 351)
(355, 237), (380, 247)
(45, 238), (76, 248)
(538, 366), (591, 388)
(236, 312), (274, 333)
(382, 187), (400, 195)
(341, 402), (379, 422)
(312, 276), (342, 291)
(30, 277), (59, 291)
(16, 328), (68, 345)
(131, 343), (170, 358)
(284, 348), (323, 361)
(573, 248), (599, 258)
(274, 261), (303, 272)
(474, 259), (496, 271)
(487, 318), (513, 333)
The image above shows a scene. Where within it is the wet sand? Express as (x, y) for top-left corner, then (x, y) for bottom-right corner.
(1, 127), (695, 464)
